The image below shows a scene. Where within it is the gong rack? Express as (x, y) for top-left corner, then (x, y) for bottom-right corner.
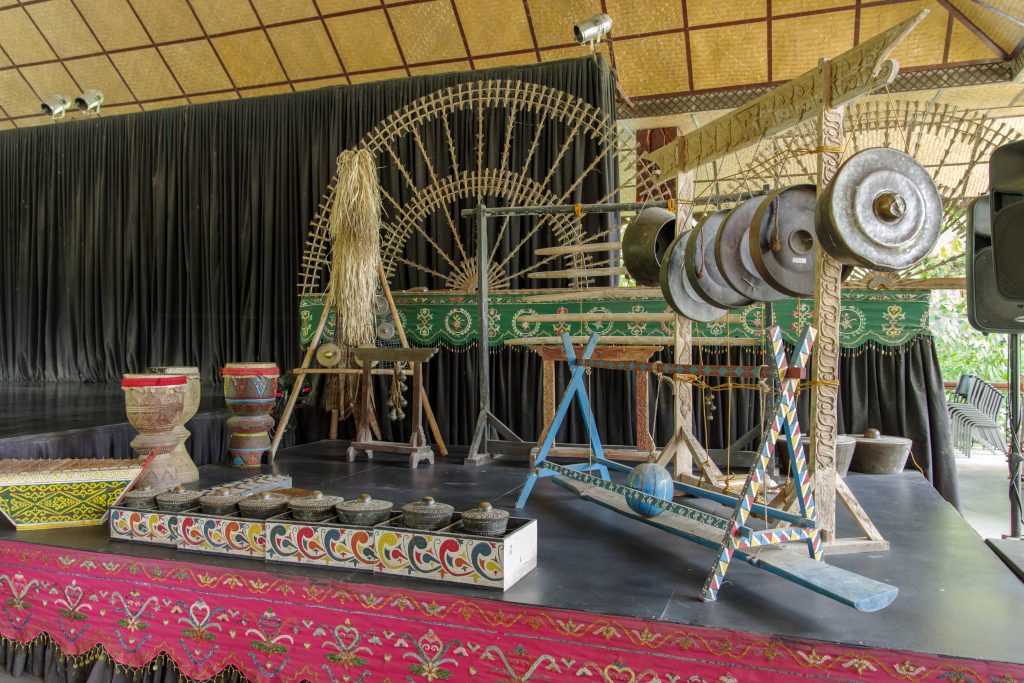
(514, 325), (896, 610)
(459, 191), (771, 468)
(460, 198), (674, 466)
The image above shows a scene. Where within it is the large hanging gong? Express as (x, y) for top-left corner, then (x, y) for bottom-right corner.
(684, 211), (753, 308)
(749, 184), (818, 297)
(622, 207), (677, 286)
(660, 230), (728, 322)
(816, 147), (942, 271)
(715, 196), (787, 302)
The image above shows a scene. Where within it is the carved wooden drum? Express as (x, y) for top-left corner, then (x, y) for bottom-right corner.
(147, 365), (201, 473)
(121, 373), (197, 487)
(222, 363), (280, 467)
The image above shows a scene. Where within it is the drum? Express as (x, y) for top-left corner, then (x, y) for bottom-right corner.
(222, 363), (280, 467)
(121, 373), (197, 487)
(147, 366), (201, 474)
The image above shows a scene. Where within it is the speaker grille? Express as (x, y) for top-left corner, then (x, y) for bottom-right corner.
(969, 247), (1024, 333)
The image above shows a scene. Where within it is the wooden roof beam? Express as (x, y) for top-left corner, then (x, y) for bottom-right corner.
(934, 0), (1007, 59)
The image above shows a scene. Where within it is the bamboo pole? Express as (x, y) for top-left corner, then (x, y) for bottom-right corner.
(378, 264), (448, 456)
(294, 367), (414, 375)
(527, 267), (627, 279)
(523, 287), (661, 302)
(503, 336), (758, 346)
(269, 289), (335, 462)
(533, 242), (622, 255)
(515, 312), (744, 324)
(891, 277), (965, 290)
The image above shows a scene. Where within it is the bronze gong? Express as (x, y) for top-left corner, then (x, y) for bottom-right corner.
(816, 147), (942, 271)
(715, 196), (787, 302)
(660, 229), (728, 322)
(622, 207), (676, 287)
(749, 184), (818, 297)
(684, 210), (753, 308)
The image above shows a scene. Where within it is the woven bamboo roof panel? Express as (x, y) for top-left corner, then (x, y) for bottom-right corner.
(0, 0), (1021, 129)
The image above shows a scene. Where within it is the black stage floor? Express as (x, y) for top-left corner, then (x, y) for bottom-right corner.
(988, 537), (1024, 583)
(2, 442), (1020, 665)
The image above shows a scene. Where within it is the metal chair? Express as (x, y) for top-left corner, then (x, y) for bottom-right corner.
(948, 375), (1006, 457)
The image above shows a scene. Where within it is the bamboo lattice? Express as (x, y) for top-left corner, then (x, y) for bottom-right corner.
(298, 80), (673, 296)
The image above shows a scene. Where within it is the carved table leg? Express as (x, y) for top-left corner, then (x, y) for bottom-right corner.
(347, 364), (374, 462)
(636, 370), (652, 452)
(532, 359), (557, 467)
(409, 362), (434, 468)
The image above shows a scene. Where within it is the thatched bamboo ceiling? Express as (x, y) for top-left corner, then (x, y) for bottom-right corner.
(0, 0), (1021, 130)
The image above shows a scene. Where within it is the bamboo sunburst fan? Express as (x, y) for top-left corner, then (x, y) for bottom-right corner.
(298, 80), (671, 295)
(691, 99), (1020, 288)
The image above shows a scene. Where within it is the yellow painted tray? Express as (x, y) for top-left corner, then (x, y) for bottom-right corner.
(0, 458), (146, 530)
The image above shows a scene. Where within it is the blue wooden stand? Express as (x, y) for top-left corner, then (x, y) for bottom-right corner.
(516, 334), (610, 507)
(516, 327), (898, 612)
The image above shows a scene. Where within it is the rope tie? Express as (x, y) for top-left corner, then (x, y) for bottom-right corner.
(791, 145), (845, 155)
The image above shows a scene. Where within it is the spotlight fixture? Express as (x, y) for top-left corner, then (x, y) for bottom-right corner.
(74, 89), (104, 115)
(40, 94), (71, 120)
(573, 13), (612, 48)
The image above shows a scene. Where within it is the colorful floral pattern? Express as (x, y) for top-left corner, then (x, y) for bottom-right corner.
(0, 540), (1018, 682)
(299, 291), (931, 349)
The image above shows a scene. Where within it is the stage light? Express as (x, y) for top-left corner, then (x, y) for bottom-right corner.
(40, 94), (71, 120)
(573, 13), (612, 47)
(74, 89), (104, 115)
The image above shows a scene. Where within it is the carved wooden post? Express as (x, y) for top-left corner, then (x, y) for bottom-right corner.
(810, 59), (843, 542)
(673, 164), (696, 479)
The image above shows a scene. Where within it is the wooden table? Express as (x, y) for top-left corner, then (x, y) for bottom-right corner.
(529, 345), (663, 465)
(347, 346), (438, 468)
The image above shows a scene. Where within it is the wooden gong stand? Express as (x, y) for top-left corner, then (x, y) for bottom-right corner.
(269, 265), (448, 462)
(347, 346), (438, 468)
(643, 10), (929, 552)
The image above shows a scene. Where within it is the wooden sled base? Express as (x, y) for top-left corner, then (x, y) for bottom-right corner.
(555, 477), (897, 612)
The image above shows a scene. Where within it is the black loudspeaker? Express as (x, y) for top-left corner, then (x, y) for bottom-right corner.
(989, 140), (1024, 301)
(967, 195), (1024, 333)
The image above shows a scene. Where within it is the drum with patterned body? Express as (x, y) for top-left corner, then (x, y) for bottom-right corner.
(222, 363), (279, 467)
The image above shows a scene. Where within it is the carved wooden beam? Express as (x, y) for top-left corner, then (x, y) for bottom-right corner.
(810, 94), (845, 543)
(644, 10), (928, 180)
(674, 166), (696, 480)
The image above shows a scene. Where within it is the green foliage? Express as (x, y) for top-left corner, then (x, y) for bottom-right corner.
(931, 290), (1007, 384)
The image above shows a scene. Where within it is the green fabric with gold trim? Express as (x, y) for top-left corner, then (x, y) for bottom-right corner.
(299, 290), (930, 349)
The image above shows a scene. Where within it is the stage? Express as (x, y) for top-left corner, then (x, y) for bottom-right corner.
(0, 441), (1019, 681)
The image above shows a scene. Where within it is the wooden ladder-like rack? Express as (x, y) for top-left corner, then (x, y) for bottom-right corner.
(515, 325), (897, 611)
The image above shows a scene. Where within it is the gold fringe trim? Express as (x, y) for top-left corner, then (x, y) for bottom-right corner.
(0, 633), (247, 683)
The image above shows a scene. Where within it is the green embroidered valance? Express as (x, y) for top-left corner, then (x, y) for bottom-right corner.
(299, 290), (931, 349)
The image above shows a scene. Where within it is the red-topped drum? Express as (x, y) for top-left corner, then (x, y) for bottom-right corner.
(222, 363), (279, 467)
(122, 373), (198, 487)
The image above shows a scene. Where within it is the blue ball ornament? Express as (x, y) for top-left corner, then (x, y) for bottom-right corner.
(625, 459), (673, 517)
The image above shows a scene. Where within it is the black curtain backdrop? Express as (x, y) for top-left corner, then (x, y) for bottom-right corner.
(0, 57), (616, 382)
